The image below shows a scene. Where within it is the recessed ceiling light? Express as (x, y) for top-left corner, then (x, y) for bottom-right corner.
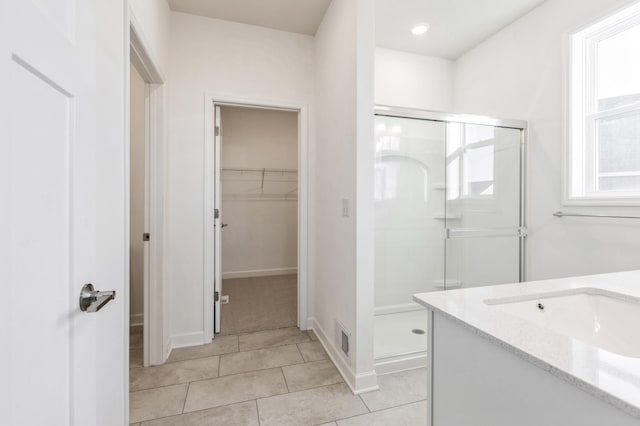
(411, 24), (429, 36)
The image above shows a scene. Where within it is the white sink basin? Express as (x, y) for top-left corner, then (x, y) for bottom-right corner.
(485, 288), (640, 358)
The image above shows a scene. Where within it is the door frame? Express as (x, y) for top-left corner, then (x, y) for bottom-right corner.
(128, 12), (167, 366)
(203, 94), (310, 342)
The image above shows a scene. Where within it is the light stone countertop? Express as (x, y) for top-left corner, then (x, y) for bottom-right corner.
(413, 270), (640, 419)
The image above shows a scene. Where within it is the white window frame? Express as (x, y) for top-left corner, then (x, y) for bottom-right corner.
(565, 2), (640, 206)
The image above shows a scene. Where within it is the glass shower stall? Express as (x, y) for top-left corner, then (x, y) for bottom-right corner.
(373, 106), (527, 372)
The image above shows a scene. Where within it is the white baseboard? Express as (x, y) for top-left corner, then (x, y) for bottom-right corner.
(130, 313), (144, 326)
(306, 317), (315, 330)
(354, 370), (379, 394)
(374, 303), (423, 316)
(374, 351), (428, 375)
(309, 318), (379, 394)
(222, 267), (297, 280)
(170, 331), (205, 350)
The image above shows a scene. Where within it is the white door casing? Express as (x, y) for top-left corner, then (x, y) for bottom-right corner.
(2, 0), (126, 424)
(129, 16), (168, 366)
(203, 96), (310, 342)
(214, 105), (223, 334)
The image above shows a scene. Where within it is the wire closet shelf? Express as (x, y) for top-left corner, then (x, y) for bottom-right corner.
(221, 167), (298, 201)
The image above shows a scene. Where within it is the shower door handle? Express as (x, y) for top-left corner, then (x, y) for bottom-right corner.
(444, 227), (527, 239)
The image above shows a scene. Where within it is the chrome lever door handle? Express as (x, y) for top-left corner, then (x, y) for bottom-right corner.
(79, 283), (116, 313)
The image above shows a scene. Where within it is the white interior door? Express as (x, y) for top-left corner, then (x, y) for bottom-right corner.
(214, 105), (223, 333)
(2, 1), (125, 424)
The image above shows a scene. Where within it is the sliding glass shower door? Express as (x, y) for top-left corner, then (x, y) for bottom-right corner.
(373, 107), (526, 366)
(444, 123), (524, 288)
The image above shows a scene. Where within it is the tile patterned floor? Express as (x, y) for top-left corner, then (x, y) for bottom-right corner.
(129, 326), (427, 425)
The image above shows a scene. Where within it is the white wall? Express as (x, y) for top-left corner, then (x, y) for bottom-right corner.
(356, 0), (376, 392)
(454, 0), (640, 280)
(220, 106), (298, 278)
(314, 0), (377, 392)
(375, 48), (453, 111)
(129, 0), (171, 73)
(129, 63), (145, 324)
(167, 12), (315, 346)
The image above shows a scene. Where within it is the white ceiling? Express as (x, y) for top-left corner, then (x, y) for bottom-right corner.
(376, 0), (547, 59)
(168, 0), (332, 35)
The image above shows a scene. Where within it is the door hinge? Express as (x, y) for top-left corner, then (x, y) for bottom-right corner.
(215, 126), (220, 136)
(214, 208), (220, 219)
(214, 291), (219, 302)
(143, 233), (150, 242)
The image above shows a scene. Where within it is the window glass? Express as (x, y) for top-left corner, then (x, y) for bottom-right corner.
(597, 111), (640, 174)
(596, 110), (640, 193)
(568, 4), (640, 201)
(596, 24), (640, 112)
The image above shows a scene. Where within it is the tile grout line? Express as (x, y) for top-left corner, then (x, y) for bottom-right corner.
(358, 394), (371, 413)
(181, 395), (274, 418)
(295, 342), (306, 362)
(280, 367), (291, 393)
(130, 382), (193, 394)
(367, 398), (428, 414)
(166, 336), (240, 364)
(255, 399), (262, 426)
(165, 351), (234, 365)
(216, 344), (306, 378)
(133, 373), (388, 423)
(171, 327), (308, 362)
(334, 398), (429, 423)
(222, 323), (302, 340)
(131, 356), (307, 395)
(239, 338), (311, 353)
(129, 356), (221, 393)
(280, 380), (346, 395)
(135, 398), (264, 424)
(131, 358), (346, 398)
(181, 382), (190, 414)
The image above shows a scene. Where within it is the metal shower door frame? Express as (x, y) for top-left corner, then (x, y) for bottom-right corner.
(374, 105), (528, 283)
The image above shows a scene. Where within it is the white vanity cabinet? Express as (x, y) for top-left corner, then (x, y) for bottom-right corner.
(414, 271), (640, 426)
(425, 311), (638, 426)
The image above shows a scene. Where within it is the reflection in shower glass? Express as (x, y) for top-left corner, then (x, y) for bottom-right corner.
(446, 123), (496, 200)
